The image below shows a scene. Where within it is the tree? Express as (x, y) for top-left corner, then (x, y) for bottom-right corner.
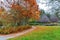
(10, 0), (40, 25)
(0, 0), (40, 26)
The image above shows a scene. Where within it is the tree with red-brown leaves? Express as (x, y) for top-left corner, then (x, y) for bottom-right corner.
(0, 0), (40, 26)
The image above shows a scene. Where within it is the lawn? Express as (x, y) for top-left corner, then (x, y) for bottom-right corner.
(8, 26), (60, 40)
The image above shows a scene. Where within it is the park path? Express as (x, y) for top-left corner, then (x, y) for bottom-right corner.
(0, 26), (36, 40)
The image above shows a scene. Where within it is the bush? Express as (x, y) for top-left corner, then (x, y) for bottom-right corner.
(0, 25), (31, 34)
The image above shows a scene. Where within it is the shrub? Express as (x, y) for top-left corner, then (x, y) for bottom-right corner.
(0, 25), (31, 34)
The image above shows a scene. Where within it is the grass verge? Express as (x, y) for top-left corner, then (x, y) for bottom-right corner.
(8, 26), (60, 40)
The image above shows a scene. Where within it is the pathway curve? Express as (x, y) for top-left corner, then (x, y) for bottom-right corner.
(0, 26), (36, 40)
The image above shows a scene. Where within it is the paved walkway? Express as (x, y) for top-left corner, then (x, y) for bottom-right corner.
(0, 26), (36, 40)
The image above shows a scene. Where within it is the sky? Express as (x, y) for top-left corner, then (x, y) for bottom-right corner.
(36, 0), (60, 15)
(0, 0), (51, 11)
(0, 0), (60, 15)
(36, 0), (51, 11)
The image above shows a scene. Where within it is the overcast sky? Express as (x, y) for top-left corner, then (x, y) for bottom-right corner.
(36, 0), (60, 14)
(0, 0), (60, 14)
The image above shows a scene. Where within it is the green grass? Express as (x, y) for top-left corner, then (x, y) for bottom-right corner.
(8, 26), (60, 40)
